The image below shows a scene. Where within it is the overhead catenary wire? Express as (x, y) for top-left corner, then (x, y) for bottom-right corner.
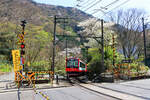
(79, 0), (97, 9)
(100, 0), (131, 18)
(73, 0), (131, 22)
(84, 0), (131, 40)
(90, 0), (127, 16)
(72, 0), (131, 30)
(90, 0), (119, 14)
(74, 0), (101, 21)
(76, 0), (119, 22)
(102, 0), (119, 9)
(83, 0), (103, 12)
(82, 0), (118, 14)
(74, 0), (112, 23)
(87, 0), (130, 22)
(91, 9), (105, 15)
(76, 0), (90, 7)
(71, 0), (94, 22)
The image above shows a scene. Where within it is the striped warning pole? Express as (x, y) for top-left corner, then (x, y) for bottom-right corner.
(28, 76), (50, 100)
(39, 92), (50, 100)
(112, 34), (115, 66)
(112, 34), (116, 79)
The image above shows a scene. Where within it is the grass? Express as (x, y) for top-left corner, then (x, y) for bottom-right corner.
(0, 63), (13, 72)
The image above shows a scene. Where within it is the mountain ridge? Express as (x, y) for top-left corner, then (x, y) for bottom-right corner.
(0, 0), (92, 26)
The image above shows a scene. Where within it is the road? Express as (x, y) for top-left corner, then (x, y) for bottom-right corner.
(0, 86), (117, 100)
(1, 72), (150, 100)
(0, 72), (14, 89)
(95, 79), (150, 100)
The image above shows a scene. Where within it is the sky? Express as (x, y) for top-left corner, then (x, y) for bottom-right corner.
(33, 0), (150, 20)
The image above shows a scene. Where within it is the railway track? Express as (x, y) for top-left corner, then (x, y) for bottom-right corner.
(69, 78), (145, 100)
(69, 78), (121, 100)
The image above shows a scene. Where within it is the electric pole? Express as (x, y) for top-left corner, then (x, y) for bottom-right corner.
(51, 16), (68, 75)
(101, 19), (104, 70)
(52, 16), (56, 74)
(142, 17), (147, 65)
(63, 18), (68, 59)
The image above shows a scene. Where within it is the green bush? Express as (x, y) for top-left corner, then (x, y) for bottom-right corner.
(0, 63), (13, 72)
(30, 60), (50, 71)
(129, 62), (149, 72)
(118, 62), (150, 76)
(55, 56), (66, 76)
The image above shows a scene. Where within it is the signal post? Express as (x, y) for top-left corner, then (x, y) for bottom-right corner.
(13, 20), (27, 87)
(20, 20), (26, 71)
(112, 34), (115, 66)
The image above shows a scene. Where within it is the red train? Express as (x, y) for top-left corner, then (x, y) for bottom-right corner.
(66, 58), (87, 77)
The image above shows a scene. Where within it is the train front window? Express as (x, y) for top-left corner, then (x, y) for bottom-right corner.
(80, 62), (85, 68)
(67, 60), (78, 68)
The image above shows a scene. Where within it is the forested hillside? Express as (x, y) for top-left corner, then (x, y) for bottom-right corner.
(0, 0), (93, 73)
(0, 0), (92, 25)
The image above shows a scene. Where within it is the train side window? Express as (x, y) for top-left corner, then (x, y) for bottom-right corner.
(67, 59), (78, 68)
(67, 61), (71, 67)
(74, 61), (78, 68)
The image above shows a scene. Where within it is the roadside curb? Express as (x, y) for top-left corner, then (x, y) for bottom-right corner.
(83, 83), (145, 100)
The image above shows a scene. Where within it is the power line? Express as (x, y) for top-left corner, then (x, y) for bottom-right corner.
(100, 0), (131, 18)
(102, 0), (119, 9)
(74, 0), (130, 22)
(91, 9), (106, 15)
(83, 0), (103, 12)
(74, 0), (114, 21)
(82, 0), (118, 14)
(90, 0), (120, 15)
(90, 0), (130, 18)
(77, 0), (90, 7)
(80, 0), (96, 9)
(91, 0), (119, 13)
(71, 0), (94, 22)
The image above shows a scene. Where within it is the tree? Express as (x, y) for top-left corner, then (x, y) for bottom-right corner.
(23, 24), (53, 70)
(78, 18), (118, 76)
(78, 18), (116, 47)
(0, 22), (16, 61)
(108, 8), (145, 59)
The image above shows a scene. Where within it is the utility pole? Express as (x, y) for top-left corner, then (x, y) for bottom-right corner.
(63, 18), (68, 59)
(142, 17), (147, 65)
(52, 16), (56, 74)
(51, 16), (68, 75)
(66, 37), (68, 59)
(101, 19), (104, 70)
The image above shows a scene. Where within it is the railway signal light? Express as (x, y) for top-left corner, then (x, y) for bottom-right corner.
(21, 43), (25, 49)
(21, 20), (26, 27)
(21, 50), (25, 55)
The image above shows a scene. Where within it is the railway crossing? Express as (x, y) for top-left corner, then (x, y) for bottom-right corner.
(0, 19), (147, 100)
(0, 13), (149, 100)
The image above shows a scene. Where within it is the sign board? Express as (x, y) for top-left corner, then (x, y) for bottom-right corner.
(12, 50), (22, 72)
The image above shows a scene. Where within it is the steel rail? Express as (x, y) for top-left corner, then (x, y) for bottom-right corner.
(69, 78), (121, 100)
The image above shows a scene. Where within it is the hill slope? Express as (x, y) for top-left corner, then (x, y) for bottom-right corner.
(0, 0), (92, 62)
(0, 0), (92, 26)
